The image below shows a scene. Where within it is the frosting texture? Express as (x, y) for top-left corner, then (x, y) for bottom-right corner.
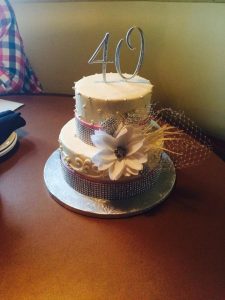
(74, 73), (153, 125)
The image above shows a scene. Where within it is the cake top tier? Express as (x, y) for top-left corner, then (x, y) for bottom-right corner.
(74, 73), (153, 126)
(74, 73), (153, 101)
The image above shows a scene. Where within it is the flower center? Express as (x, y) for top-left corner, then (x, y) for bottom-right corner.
(114, 146), (127, 160)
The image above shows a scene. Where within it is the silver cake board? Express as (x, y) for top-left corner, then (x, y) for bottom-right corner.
(44, 150), (176, 218)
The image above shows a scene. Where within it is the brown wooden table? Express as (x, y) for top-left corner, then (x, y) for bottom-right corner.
(0, 95), (225, 300)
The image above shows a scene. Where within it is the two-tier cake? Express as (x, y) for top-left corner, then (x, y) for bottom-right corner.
(58, 72), (165, 200)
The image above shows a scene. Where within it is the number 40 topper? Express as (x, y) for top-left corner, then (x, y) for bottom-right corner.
(88, 26), (145, 82)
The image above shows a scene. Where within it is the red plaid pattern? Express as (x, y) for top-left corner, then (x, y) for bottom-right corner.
(0, 0), (42, 94)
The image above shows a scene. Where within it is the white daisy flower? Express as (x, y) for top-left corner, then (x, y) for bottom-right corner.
(91, 125), (148, 180)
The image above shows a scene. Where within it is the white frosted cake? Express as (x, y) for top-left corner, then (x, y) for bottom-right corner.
(75, 73), (152, 125)
(59, 73), (163, 200)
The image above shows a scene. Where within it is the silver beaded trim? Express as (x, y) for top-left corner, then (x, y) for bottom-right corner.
(75, 116), (96, 145)
(61, 153), (162, 201)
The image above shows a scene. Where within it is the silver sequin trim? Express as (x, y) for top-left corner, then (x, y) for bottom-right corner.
(61, 153), (162, 201)
(75, 117), (95, 145)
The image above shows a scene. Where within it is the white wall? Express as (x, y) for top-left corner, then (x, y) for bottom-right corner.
(12, 1), (225, 140)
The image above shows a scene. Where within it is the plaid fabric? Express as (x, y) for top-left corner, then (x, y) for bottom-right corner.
(0, 0), (42, 94)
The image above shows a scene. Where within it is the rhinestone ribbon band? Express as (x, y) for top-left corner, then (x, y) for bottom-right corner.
(61, 152), (162, 201)
(75, 115), (99, 145)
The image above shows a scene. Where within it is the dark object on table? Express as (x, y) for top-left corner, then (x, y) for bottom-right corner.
(0, 110), (26, 144)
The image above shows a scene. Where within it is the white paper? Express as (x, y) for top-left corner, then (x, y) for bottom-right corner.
(0, 99), (24, 113)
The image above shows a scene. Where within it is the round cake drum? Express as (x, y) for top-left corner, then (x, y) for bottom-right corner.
(44, 150), (176, 218)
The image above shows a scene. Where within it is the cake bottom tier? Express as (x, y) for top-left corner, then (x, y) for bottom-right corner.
(61, 153), (162, 201)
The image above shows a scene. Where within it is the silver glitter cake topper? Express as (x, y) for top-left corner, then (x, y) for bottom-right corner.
(88, 26), (145, 82)
(88, 32), (113, 82)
